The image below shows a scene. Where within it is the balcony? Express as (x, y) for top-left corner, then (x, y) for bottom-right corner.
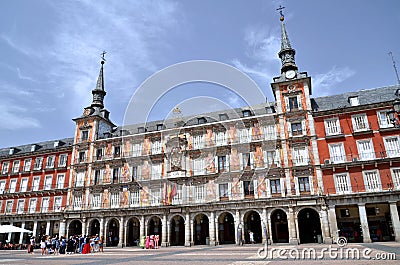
(326, 183), (396, 195)
(321, 150), (400, 167)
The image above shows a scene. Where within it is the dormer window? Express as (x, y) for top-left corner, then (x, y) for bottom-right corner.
(156, 124), (164, 131)
(242, 110), (252, 117)
(349, 96), (359, 106)
(9, 148), (15, 155)
(219, 113), (228, 121)
(198, 117), (207, 124)
(31, 144), (38, 152)
(138, 127), (145, 133)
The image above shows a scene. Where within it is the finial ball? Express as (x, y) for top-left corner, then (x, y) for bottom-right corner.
(280, 16), (284, 22)
(101, 60), (105, 65)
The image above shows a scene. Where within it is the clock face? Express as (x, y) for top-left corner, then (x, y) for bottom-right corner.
(285, 70), (296, 79)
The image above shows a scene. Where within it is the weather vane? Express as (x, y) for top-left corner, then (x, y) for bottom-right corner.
(101, 50), (107, 62)
(276, 5), (285, 19)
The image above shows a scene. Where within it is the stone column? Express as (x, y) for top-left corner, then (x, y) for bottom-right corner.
(82, 218), (87, 236)
(190, 219), (194, 246)
(45, 221), (50, 236)
(19, 222), (25, 244)
(268, 213), (273, 245)
(33, 221), (38, 239)
(389, 202), (400, 242)
(288, 206), (298, 244)
(262, 208), (268, 244)
(235, 210), (241, 245)
(59, 220), (66, 237)
(320, 206), (332, 243)
(358, 203), (371, 243)
(7, 222), (13, 242)
(215, 215), (219, 245)
(167, 219), (171, 246)
(99, 218), (104, 240)
(209, 212), (216, 245)
(327, 205), (338, 240)
(185, 212), (191, 247)
(118, 216), (124, 247)
(161, 214), (168, 247)
(140, 216), (145, 238)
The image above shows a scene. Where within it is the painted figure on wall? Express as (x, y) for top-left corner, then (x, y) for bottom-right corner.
(123, 140), (131, 156)
(228, 125), (238, 144)
(105, 143), (113, 158)
(254, 146), (264, 168)
(252, 122), (262, 140)
(230, 148), (240, 171)
(257, 176), (267, 198)
(231, 177), (241, 200)
(140, 188), (149, 206)
(104, 165), (111, 183)
(143, 138), (151, 155)
(103, 189), (110, 208)
(142, 161), (150, 180)
(205, 129), (214, 147)
(120, 189), (129, 207)
(121, 163), (130, 182)
(205, 153), (216, 173)
(206, 179), (216, 202)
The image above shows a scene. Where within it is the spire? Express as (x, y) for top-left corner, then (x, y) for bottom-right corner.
(91, 52), (107, 109)
(277, 6), (298, 74)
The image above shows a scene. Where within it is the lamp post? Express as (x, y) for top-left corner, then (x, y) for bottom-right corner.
(387, 89), (400, 127)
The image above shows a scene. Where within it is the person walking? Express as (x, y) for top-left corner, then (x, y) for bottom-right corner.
(249, 231), (255, 244)
(40, 237), (46, 255)
(99, 236), (104, 253)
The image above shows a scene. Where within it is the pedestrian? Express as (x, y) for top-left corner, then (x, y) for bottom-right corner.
(249, 231), (255, 244)
(40, 237), (46, 255)
(237, 224), (243, 246)
(67, 236), (75, 254)
(28, 236), (35, 254)
(99, 236), (104, 253)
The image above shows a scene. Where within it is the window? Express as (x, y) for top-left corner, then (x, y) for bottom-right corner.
(219, 183), (229, 198)
(112, 168), (120, 183)
(132, 143), (142, 157)
(44, 176), (52, 190)
(93, 170), (101, 185)
(242, 153), (252, 168)
(91, 194), (101, 209)
(32, 177), (40, 191)
(264, 150), (280, 167)
(219, 114), (228, 121)
(76, 172), (85, 187)
(340, 209), (351, 217)
(5, 200), (13, 213)
(349, 96), (359, 106)
(81, 130), (89, 141)
(290, 122), (303, 136)
(9, 179), (17, 193)
(384, 136), (400, 158)
(218, 156), (228, 172)
(137, 127), (145, 133)
(357, 139), (375, 160)
(288, 97), (299, 110)
(73, 194), (83, 210)
(363, 170), (381, 192)
(46, 155), (55, 168)
(239, 128), (251, 143)
(329, 143), (346, 163)
(131, 166), (139, 181)
(391, 168), (400, 190)
(198, 117), (207, 124)
(96, 148), (103, 160)
(0, 181), (5, 194)
(17, 199), (24, 214)
(298, 177), (310, 192)
(156, 124), (164, 131)
(172, 184), (182, 205)
(324, 118), (341, 135)
(58, 154), (67, 167)
(56, 174), (65, 189)
(192, 158), (205, 175)
(151, 141), (162, 155)
(334, 173), (351, 194)
(1, 162), (10, 174)
(377, 110), (393, 128)
(292, 146), (308, 166)
(150, 189), (160, 206)
(242, 110), (252, 117)
(33, 157), (43, 170)
(78, 151), (86, 163)
(151, 163), (162, 179)
(352, 114), (369, 132)
(270, 179), (281, 194)
(114, 146), (121, 157)
(130, 190), (141, 206)
(264, 125), (277, 140)
(20, 178), (28, 192)
(29, 198), (37, 213)
(41, 197), (49, 212)
(24, 158), (32, 171)
(215, 131), (227, 146)
(194, 184), (206, 203)
(192, 134), (205, 149)
(54, 197), (62, 211)
(12, 160), (20, 173)
(243, 181), (254, 196)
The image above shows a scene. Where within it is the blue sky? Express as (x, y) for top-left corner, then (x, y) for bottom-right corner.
(0, 0), (399, 147)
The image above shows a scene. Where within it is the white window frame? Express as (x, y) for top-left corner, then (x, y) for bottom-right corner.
(91, 194), (101, 209)
(24, 158), (32, 171)
(20, 178), (28, 192)
(54, 196), (62, 211)
(292, 146), (309, 166)
(334, 173), (352, 194)
(132, 143), (142, 157)
(110, 192), (120, 208)
(377, 110), (393, 129)
(76, 171), (85, 187)
(329, 142), (346, 163)
(391, 168), (400, 190)
(194, 184), (205, 203)
(1, 162), (10, 174)
(29, 198), (37, 213)
(324, 118), (341, 136)
(171, 184), (182, 205)
(12, 160), (20, 173)
(264, 125), (277, 140)
(150, 189), (161, 206)
(0, 180), (6, 194)
(384, 136), (400, 158)
(56, 174), (65, 189)
(9, 179), (17, 193)
(33, 157), (43, 170)
(239, 128), (252, 143)
(58, 154), (68, 167)
(17, 199), (25, 214)
(44, 175), (52, 190)
(192, 158), (205, 176)
(46, 155), (55, 168)
(130, 190), (141, 207)
(5, 200), (13, 213)
(32, 176), (40, 191)
(41, 197), (50, 212)
(351, 113), (369, 132)
(73, 194), (83, 210)
(151, 141), (163, 155)
(192, 134), (205, 149)
(215, 131), (227, 146)
(151, 163), (162, 180)
(362, 170), (382, 192)
(357, 139), (375, 160)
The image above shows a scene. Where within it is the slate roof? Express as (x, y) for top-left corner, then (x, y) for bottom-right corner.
(0, 138), (74, 158)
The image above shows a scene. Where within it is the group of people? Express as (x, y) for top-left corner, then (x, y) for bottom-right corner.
(144, 235), (160, 249)
(27, 234), (104, 255)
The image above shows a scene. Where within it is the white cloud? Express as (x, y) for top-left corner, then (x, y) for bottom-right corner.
(0, 100), (40, 130)
(312, 66), (356, 96)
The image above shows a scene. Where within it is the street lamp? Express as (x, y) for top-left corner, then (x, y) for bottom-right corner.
(387, 89), (400, 127)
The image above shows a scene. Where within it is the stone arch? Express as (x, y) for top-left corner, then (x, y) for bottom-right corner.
(67, 219), (82, 237)
(193, 213), (210, 245)
(270, 208), (289, 243)
(243, 210), (262, 243)
(88, 218), (100, 237)
(126, 217), (140, 247)
(106, 218), (120, 247)
(297, 207), (322, 244)
(217, 211), (235, 244)
(170, 215), (185, 246)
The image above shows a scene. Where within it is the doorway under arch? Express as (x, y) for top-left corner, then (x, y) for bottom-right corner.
(170, 215), (185, 246)
(218, 212), (235, 244)
(243, 210), (262, 243)
(127, 217), (140, 246)
(271, 209), (289, 243)
(148, 216), (162, 239)
(107, 219), (120, 246)
(298, 208), (322, 244)
(89, 219), (100, 236)
(68, 220), (82, 237)
(193, 214), (209, 245)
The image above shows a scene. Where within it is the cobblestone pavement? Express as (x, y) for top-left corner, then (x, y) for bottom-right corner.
(0, 242), (398, 265)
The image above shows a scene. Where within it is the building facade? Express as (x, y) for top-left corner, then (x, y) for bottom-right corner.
(0, 14), (399, 247)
